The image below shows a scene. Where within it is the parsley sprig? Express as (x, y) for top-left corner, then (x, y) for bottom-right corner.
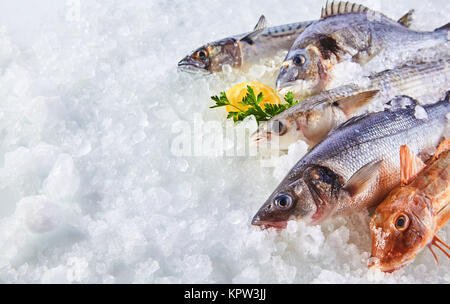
(210, 86), (298, 125)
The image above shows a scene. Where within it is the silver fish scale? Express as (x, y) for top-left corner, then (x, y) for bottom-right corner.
(286, 100), (449, 184)
(289, 13), (447, 65)
(278, 56), (450, 116)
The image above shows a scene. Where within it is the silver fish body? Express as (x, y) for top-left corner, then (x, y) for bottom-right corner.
(178, 6), (414, 74)
(253, 56), (450, 149)
(252, 97), (450, 228)
(276, 2), (449, 98)
(178, 17), (313, 74)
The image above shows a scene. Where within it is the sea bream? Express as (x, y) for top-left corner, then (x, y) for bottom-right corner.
(252, 56), (450, 150)
(369, 140), (450, 272)
(177, 8), (414, 74)
(251, 94), (450, 229)
(276, 1), (449, 99)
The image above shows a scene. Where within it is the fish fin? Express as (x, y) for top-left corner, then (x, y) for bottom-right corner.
(429, 235), (450, 264)
(434, 22), (450, 32)
(435, 204), (450, 231)
(351, 32), (384, 65)
(335, 90), (379, 116)
(240, 15), (267, 45)
(321, 1), (372, 19)
(396, 9), (414, 28)
(343, 160), (383, 197)
(399, 145), (426, 185)
(433, 138), (450, 159)
(445, 91), (450, 102)
(253, 15), (267, 31)
(428, 244), (440, 265)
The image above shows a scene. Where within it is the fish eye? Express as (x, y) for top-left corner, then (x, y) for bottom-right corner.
(292, 54), (306, 66)
(271, 120), (287, 135)
(394, 214), (409, 231)
(274, 194), (292, 209)
(197, 49), (208, 60)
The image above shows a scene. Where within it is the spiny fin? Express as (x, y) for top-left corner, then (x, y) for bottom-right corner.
(253, 15), (267, 31)
(399, 145), (425, 185)
(240, 15), (267, 45)
(429, 234), (450, 264)
(397, 9), (415, 28)
(434, 22), (450, 32)
(321, 1), (371, 19)
(335, 90), (379, 116)
(433, 138), (450, 160)
(343, 160), (383, 197)
(435, 204), (450, 231)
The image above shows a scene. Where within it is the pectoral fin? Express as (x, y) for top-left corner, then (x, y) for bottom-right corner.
(240, 15), (267, 45)
(336, 90), (379, 116)
(433, 138), (450, 160)
(343, 160), (383, 197)
(400, 145), (426, 185)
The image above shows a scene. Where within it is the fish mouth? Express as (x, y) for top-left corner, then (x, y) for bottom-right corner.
(177, 57), (210, 74)
(368, 261), (409, 273)
(251, 216), (287, 230)
(276, 63), (299, 91)
(368, 256), (410, 273)
(250, 131), (270, 146)
(276, 79), (317, 100)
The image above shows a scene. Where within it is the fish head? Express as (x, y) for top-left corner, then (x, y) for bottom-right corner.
(178, 38), (242, 74)
(276, 45), (328, 99)
(250, 114), (302, 150)
(252, 165), (343, 229)
(369, 189), (433, 272)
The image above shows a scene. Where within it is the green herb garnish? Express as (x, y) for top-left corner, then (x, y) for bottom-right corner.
(210, 86), (299, 125)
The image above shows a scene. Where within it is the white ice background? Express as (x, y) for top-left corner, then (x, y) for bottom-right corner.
(0, 0), (448, 283)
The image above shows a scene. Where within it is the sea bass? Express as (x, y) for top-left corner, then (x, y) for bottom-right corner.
(276, 1), (449, 99)
(252, 57), (450, 150)
(369, 140), (450, 272)
(178, 8), (414, 74)
(252, 95), (450, 229)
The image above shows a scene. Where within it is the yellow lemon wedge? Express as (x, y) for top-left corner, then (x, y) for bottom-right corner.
(225, 82), (281, 113)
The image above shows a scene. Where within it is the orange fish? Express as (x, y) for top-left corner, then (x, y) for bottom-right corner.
(369, 139), (450, 272)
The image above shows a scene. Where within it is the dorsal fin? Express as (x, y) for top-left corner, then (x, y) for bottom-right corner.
(320, 1), (415, 28)
(321, 1), (371, 19)
(240, 15), (267, 45)
(399, 145), (426, 185)
(397, 9), (415, 28)
(253, 15), (267, 31)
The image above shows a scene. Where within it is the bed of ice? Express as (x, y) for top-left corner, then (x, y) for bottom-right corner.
(0, 0), (448, 283)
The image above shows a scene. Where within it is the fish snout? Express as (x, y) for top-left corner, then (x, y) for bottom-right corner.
(250, 130), (270, 147)
(177, 55), (190, 67)
(276, 62), (299, 92)
(251, 215), (262, 226)
(177, 55), (209, 74)
(251, 215), (288, 230)
(367, 256), (380, 270)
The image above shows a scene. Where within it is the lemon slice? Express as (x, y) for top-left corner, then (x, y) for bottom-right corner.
(225, 81), (281, 113)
